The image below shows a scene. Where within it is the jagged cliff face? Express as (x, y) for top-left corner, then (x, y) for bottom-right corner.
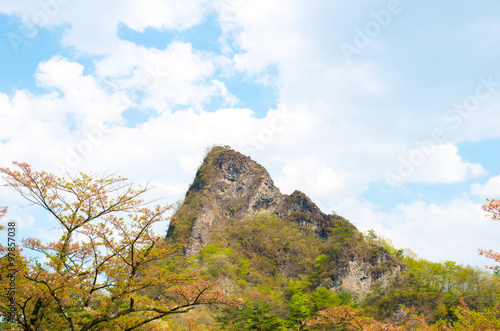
(166, 146), (399, 296)
(166, 146), (285, 255)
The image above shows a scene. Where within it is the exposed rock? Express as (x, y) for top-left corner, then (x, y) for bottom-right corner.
(321, 255), (401, 299)
(166, 146), (399, 296)
(166, 146), (285, 255)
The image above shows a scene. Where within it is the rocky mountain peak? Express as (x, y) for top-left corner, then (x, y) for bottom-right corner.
(167, 146), (348, 255)
(166, 146), (399, 296)
(167, 146), (284, 255)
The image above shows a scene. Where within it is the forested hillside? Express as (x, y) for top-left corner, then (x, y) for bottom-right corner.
(164, 146), (500, 330)
(1, 148), (500, 330)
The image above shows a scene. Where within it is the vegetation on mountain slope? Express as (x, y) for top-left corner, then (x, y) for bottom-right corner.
(182, 216), (500, 330)
(2, 147), (500, 330)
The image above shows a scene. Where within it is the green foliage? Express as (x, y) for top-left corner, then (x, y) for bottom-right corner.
(287, 292), (312, 329)
(310, 287), (352, 313)
(449, 299), (500, 330)
(314, 254), (327, 269)
(173, 198), (500, 330)
(212, 214), (322, 280)
(167, 191), (202, 245)
(286, 278), (311, 295)
(216, 302), (287, 331)
(199, 244), (233, 277)
(361, 230), (500, 324)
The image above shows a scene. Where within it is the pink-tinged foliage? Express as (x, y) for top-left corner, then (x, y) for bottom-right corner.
(0, 162), (240, 331)
(305, 301), (500, 331)
(305, 305), (407, 330)
(478, 249), (500, 270)
(0, 206), (6, 230)
(483, 198), (500, 221)
(479, 198), (500, 270)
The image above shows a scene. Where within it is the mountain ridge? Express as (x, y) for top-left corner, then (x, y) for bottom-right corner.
(166, 145), (399, 296)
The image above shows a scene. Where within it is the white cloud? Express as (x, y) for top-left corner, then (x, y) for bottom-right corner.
(472, 175), (500, 197)
(384, 143), (485, 186)
(1, 205), (35, 230)
(1, 0), (500, 269)
(1, 1), (236, 112)
(121, 0), (208, 32)
(405, 143), (485, 183)
(0, 0), (209, 54)
(104, 42), (236, 110)
(218, 0), (306, 74)
(275, 156), (352, 196)
(338, 198), (500, 267)
(35, 56), (126, 127)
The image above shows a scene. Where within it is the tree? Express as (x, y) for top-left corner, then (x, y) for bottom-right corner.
(448, 298), (500, 331)
(305, 305), (406, 330)
(0, 206), (7, 232)
(479, 198), (500, 270)
(0, 162), (240, 331)
(216, 301), (286, 331)
(287, 292), (311, 330)
(305, 300), (500, 331)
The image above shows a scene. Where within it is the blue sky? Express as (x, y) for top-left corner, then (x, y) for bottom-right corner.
(1, 0), (500, 267)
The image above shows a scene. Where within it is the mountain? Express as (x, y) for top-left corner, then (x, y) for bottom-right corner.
(166, 146), (399, 297)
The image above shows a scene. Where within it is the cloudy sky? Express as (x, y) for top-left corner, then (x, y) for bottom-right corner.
(1, 0), (500, 267)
